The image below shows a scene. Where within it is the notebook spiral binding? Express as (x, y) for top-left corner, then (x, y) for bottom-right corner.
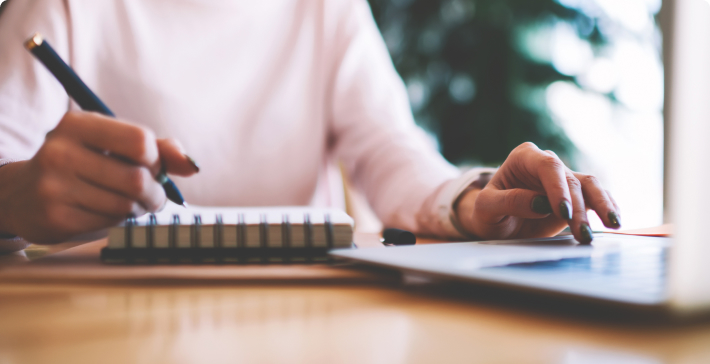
(101, 212), (339, 264)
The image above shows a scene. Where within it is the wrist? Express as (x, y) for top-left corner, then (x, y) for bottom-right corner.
(451, 172), (493, 238)
(453, 186), (483, 237)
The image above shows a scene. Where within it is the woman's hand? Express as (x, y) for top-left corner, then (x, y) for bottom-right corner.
(0, 111), (199, 244)
(456, 142), (621, 244)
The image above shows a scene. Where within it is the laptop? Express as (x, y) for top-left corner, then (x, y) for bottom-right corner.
(331, 0), (710, 318)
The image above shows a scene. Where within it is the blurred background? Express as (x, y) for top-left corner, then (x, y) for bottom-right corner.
(367, 0), (664, 230)
(0, 0), (664, 230)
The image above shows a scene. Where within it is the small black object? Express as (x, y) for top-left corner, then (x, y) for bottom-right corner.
(169, 214), (180, 249)
(382, 228), (416, 246)
(190, 214), (202, 248)
(147, 214), (157, 249)
(214, 214), (224, 248)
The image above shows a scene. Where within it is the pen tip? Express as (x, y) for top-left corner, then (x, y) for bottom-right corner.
(182, 202), (189, 208)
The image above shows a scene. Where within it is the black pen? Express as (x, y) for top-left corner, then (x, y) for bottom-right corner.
(24, 33), (187, 207)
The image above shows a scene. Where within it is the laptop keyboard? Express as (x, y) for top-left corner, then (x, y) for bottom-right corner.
(483, 244), (669, 300)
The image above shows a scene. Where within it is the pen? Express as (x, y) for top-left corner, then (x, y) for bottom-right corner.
(24, 33), (187, 207)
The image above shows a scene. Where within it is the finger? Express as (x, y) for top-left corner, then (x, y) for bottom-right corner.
(566, 171), (593, 244)
(53, 111), (160, 168)
(475, 188), (553, 224)
(518, 143), (573, 220)
(68, 177), (148, 218)
(61, 142), (165, 211)
(574, 173), (621, 229)
(544, 150), (558, 158)
(157, 138), (200, 176)
(61, 206), (124, 235)
(40, 204), (124, 242)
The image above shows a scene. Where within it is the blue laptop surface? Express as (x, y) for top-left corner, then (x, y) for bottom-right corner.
(331, 234), (670, 306)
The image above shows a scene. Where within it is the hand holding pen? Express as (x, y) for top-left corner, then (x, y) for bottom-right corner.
(0, 34), (199, 244)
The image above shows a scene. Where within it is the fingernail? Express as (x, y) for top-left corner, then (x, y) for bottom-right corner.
(579, 223), (594, 245)
(185, 154), (200, 173)
(559, 201), (572, 220)
(607, 211), (621, 228)
(531, 196), (552, 215)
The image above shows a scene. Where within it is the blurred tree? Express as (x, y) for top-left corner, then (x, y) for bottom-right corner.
(367, 0), (604, 166)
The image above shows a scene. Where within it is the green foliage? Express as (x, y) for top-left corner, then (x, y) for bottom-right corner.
(367, 0), (599, 166)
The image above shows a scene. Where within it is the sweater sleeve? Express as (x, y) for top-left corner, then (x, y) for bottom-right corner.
(0, 0), (70, 253)
(327, 0), (494, 238)
(0, 0), (71, 161)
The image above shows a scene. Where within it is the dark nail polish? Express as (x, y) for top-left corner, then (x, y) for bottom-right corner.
(608, 211), (621, 228)
(559, 201), (572, 220)
(579, 223), (594, 244)
(185, 154), (200, 172)
(531, 196), (552, 215)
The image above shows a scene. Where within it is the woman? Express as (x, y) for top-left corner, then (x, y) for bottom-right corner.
(0, 0), (620, 251)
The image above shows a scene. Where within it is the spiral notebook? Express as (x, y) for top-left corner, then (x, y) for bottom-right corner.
(101, 204), (355, 264)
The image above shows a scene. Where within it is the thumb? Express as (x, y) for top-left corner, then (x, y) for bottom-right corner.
(475, 188), (552, 223)
(157, 138), (200, 177)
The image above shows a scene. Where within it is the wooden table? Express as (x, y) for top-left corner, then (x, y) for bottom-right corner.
(1, 236), (709, 364)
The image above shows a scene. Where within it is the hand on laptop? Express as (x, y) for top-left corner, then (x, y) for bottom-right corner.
(0, 111), (199, 244)
(455, 142), (621, 244)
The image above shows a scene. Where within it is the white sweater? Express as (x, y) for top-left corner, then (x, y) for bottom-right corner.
(0, 0), (490, 250)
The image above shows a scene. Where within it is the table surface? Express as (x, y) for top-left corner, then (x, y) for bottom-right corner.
(1, 234), (709, 364)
